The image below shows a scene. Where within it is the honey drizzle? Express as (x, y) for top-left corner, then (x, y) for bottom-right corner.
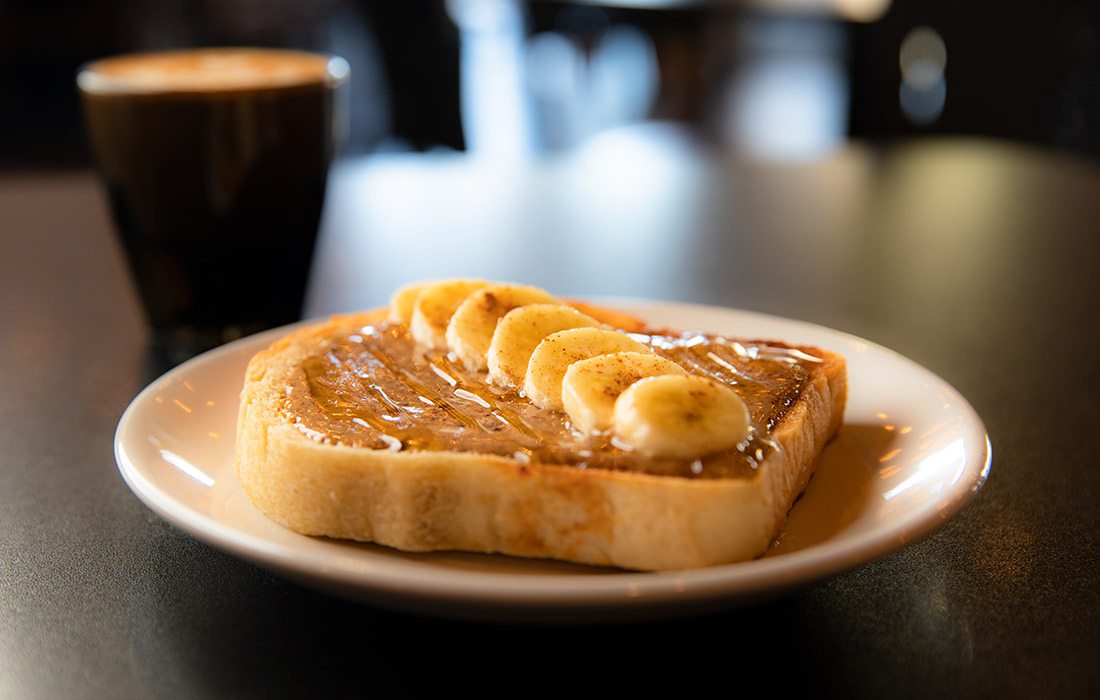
(289, 323), (819, 479)
(666, 344), (735, 384)
(433, 353), (549, 443)
(359, 344), (479, 431)
(307, 327), (573, 455)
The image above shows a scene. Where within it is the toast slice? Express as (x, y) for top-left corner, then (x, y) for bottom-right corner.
(236, 299), (846, 571)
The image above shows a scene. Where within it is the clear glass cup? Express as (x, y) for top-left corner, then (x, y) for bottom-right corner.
(78, 47), (349, 361)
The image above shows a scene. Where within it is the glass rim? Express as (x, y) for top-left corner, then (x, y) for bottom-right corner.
(77, 47), (349, 96)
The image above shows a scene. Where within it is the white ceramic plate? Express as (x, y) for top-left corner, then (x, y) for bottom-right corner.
(115, 302), (991, 622)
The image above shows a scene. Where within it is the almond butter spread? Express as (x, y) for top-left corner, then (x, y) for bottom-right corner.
(279, 322), (820, 479)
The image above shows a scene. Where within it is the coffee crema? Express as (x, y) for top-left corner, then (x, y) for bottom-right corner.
(77, 48), (349, 95)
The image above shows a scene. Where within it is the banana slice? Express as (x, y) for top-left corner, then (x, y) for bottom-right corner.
(445, 283), (558, 371)
(561, 352), (687, 434)
(486, 304), (602, 387)
(388, 281), (430, 323)
(524, 328), (651, 411)
(613, 374), (750, 458)
(409, 279), (489, 349)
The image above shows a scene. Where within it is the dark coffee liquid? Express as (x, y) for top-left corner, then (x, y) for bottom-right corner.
(79, 49), (345, 348)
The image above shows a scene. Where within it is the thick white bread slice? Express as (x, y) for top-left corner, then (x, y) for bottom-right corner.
(236, 308), (847, 571)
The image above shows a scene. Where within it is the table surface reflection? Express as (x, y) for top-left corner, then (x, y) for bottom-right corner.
(1, 130), (1097, 697)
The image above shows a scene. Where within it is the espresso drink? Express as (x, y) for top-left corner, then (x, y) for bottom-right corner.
(79, 48), (348, 352)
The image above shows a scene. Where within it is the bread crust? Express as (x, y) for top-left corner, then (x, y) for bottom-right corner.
(236, 307), (846, 571)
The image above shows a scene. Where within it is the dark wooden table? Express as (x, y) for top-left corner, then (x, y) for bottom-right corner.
(2, 130), (1098, 696)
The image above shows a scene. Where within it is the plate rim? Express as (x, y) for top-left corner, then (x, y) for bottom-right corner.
(114, 300), (992, 612)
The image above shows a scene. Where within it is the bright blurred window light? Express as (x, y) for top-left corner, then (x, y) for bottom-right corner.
(723, 17), (849, 162)
(899, 26), (947, 125)
(526, 24), (658, 152)
(447, 0), (535, 158)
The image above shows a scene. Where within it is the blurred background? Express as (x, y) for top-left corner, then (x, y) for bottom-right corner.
(2, 0), (1098, 168)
